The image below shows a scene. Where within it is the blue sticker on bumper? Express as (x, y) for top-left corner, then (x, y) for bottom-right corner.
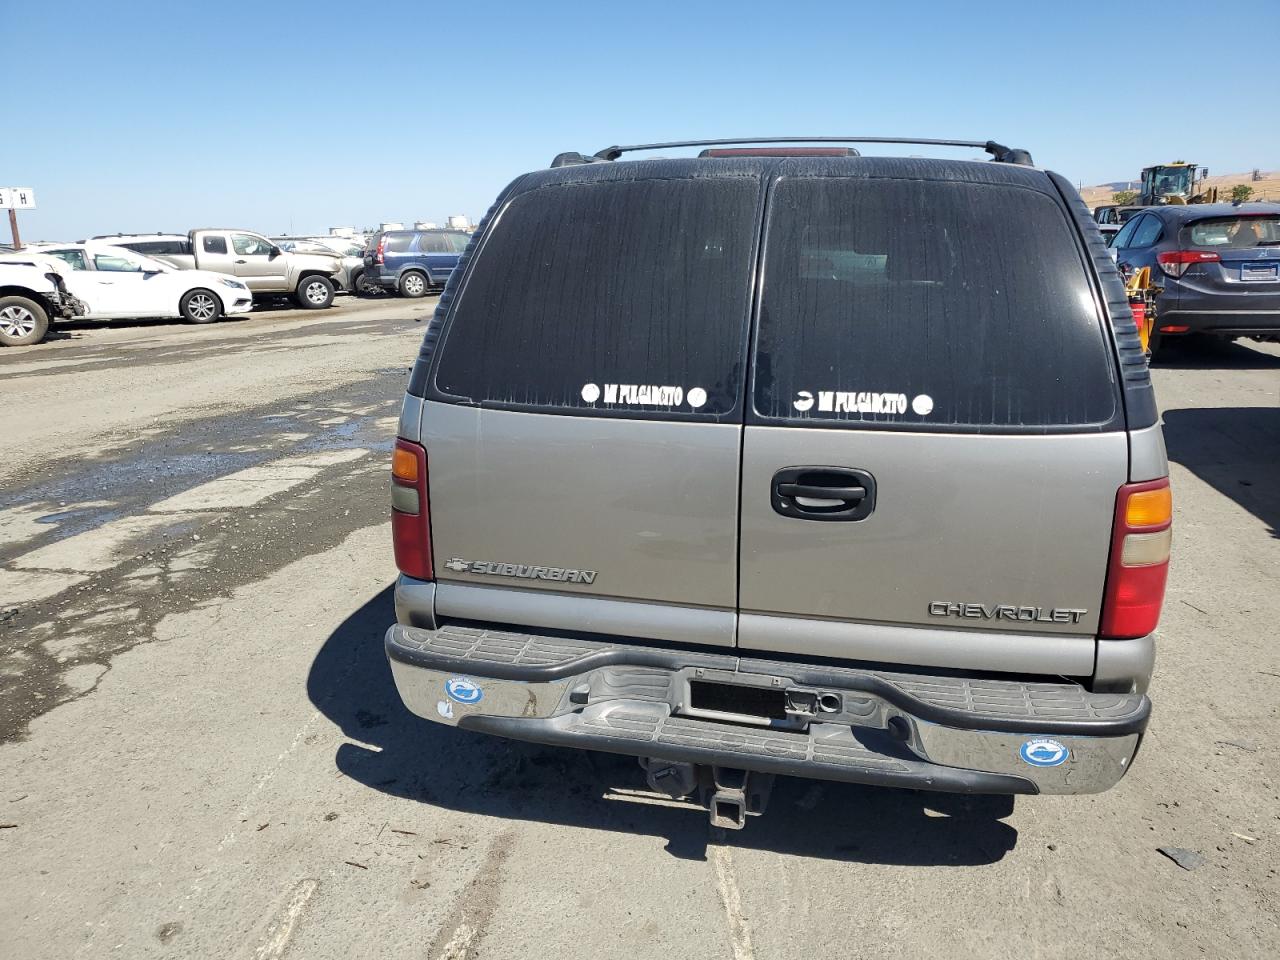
(444, 677), (483, 704)
(1019, 738), (1069, 767)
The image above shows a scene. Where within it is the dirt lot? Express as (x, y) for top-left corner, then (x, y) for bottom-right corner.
(1, 301), (1277, 959)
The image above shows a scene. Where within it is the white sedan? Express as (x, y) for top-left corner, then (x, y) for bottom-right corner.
(6, 244), (254, 324)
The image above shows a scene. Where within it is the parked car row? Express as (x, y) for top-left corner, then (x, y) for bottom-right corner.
(0, 242), (254, 344)
(97, 230), (344, 306)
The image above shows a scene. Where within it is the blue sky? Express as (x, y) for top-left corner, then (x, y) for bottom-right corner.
(9, 0), (1277, 241)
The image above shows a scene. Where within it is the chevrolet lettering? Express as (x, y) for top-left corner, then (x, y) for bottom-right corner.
(928, 601), (1088, 625)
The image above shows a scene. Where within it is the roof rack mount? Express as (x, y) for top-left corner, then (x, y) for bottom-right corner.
(551, 137), (1033, 168)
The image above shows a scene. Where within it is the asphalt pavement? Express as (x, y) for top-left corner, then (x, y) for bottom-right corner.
(1, 301), (1277, 959)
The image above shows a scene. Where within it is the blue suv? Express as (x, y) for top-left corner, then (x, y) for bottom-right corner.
(363, 229), (470, 298)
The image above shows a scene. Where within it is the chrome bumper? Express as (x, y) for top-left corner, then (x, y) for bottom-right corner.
(386, 624), (1149, 796)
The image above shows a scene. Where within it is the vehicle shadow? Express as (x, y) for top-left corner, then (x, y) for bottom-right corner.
(1162, 405), (1280, 538)
(1153, 337), (1280, 370)
(307, 588), (1019, 865)
(48, 316), (251, 338)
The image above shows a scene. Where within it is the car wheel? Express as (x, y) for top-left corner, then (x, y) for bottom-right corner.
(0, 295), (50, 347)
(180, 289), (222, 324)
(296, 275), (335, 309)
(355, 271), (380, 296)
(398, 271), (428, 298)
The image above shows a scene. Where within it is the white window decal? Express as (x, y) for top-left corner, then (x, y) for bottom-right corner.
(581, 382), (706, 409)
(912, 394), (934, 416)
(793, 390), (909, 415)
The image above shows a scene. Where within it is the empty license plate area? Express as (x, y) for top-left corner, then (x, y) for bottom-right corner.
(689, 680), (788, 722)
(679, 669), (847, 728)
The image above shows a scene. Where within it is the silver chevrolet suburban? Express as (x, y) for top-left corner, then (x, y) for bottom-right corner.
(384, 137), (1171, 829)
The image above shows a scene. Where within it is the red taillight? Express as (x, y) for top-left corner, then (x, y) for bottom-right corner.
(1099, 478), (1172, 639)
(374, 239), (385, 265)
(391, 438), (432, 580)
(1156, 249), (1220, 278)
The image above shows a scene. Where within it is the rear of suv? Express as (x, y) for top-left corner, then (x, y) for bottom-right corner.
(362, 228), (470, 298)
(1111, 203), (1280, 352)
(384, 138), (1169, 829)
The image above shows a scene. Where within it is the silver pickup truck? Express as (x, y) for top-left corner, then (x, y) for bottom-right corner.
(100, 229), (342, 309)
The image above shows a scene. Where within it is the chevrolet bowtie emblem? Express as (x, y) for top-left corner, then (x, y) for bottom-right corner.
(444, 558), (470, 573)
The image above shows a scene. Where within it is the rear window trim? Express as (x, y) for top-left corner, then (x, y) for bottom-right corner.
(424, 175), (767, 424)
(744, 173), (1125, 436)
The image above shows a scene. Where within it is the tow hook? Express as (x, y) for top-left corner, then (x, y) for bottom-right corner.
(638, 760), (776, 830)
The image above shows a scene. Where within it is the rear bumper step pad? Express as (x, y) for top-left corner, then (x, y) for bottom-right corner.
(386, 624), (1149, 795)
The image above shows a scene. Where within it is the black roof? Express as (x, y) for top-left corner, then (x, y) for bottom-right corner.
(513, 155), (1056, 197)
(1147, 201), (1280, 221)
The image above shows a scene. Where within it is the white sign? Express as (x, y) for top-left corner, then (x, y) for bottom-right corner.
(0, 188), (36, 209)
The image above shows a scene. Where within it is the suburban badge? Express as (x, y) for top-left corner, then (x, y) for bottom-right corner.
(443, 557), (597, 585)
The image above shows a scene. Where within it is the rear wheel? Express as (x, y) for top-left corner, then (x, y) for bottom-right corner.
(399, 270), (428, 298)
(296, 275), (335, 309)
(0, 296), (50, 347)
(180, 288), (222, 324)
(1145, 331), (1164, 362)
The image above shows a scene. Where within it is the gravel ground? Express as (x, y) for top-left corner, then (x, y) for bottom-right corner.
(1, 304), (1276, 959)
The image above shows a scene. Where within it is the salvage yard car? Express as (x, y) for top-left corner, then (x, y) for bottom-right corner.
(99, 229), (342, 308)
(362, 227), (469, 298)
(0, 260), (85, 346)
(382, 137), (1170, 829)
(1111, 202), (1280, 354)
(28, 243), (254, 324)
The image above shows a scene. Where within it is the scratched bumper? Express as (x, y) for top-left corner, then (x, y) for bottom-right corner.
(386, 624), (1149, 795)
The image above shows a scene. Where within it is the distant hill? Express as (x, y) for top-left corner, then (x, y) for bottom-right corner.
(1081, 169), (1279, 208)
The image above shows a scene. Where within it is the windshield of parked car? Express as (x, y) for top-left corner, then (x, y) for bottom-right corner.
(90, 247), (168, 272)
(1184, 216), (1280, 248)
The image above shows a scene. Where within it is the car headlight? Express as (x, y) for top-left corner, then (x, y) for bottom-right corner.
(218, 278), (247, 290)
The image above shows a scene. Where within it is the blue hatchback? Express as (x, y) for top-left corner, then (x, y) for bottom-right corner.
(363, 229), (471, 298)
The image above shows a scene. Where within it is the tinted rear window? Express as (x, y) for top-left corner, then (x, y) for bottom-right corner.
(128, 240), (189, 255)
(383, 233), (413, 253)
(434, 178), (759, 418)
(754, 178), (1117, 430)
(1184, 216), (1280, 248)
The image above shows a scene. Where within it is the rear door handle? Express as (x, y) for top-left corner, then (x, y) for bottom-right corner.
(776, 483), (866, 502)
(234, 259), (247, 264)
(772, 466), (877, 522)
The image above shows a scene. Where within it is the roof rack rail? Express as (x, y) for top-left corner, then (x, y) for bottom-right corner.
(551, 137), (1034, 167)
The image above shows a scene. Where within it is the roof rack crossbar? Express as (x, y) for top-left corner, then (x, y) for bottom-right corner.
(581, 137), (1033, 166)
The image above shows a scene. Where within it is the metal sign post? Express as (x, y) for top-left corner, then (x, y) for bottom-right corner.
(0, 188), (37, 249)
